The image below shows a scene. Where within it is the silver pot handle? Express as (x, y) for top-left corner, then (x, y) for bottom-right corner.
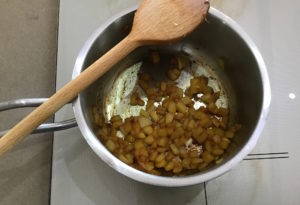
(0, 98), (77, 136)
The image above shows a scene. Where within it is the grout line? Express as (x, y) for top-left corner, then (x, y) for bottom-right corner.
(244, 156), (289, 160)
(49, 0), (61, 205)
(204, 182), (208, 205)
(248, 152), (289, 156)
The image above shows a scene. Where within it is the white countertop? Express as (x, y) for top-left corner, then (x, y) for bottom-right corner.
(51, 0), (300, 204)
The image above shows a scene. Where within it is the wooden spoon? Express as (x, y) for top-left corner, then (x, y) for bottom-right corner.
(0, 0), (209, 156)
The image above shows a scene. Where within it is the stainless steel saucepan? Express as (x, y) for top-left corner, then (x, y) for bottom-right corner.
(0, 6), (271, 186)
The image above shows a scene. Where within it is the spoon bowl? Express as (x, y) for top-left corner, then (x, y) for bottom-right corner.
(130, 0), (210, 43)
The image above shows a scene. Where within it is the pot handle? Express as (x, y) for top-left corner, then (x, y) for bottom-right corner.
(0, 98), (77, 137)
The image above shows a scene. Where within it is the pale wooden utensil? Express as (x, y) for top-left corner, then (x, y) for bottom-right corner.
(0, 0), (209, 156)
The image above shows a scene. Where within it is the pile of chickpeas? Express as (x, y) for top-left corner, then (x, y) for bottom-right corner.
(93, 53), (241, 176)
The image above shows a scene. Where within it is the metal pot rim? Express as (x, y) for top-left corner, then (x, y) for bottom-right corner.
(72, 5), (271, 187)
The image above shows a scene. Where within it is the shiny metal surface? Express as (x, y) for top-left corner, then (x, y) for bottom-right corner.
(0, 98), (77, 136)
(73, 7), (271, 186)
(0, 98), (48, 111)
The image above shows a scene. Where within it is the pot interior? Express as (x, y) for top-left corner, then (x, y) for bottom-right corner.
(77, 10), (264, 175)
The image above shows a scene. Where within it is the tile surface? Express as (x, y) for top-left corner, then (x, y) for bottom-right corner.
(0, 0), (59, 204)
(52, 0), (300, 205)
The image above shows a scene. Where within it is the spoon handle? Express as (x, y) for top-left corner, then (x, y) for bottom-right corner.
(0, 35), (139, 156)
